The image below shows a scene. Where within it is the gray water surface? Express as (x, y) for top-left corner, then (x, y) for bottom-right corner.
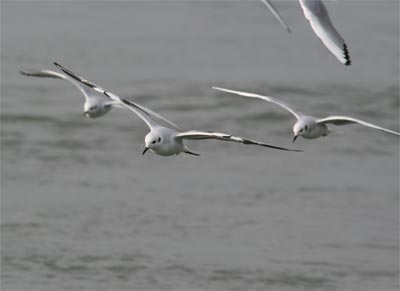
(1, 1), (399, 290)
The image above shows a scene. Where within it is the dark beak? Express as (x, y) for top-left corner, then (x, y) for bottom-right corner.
(83, 111), (89, 117)
(142, 147), (149, 155)
(292, 135), (298, 143)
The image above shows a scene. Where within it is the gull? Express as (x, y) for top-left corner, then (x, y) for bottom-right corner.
(20, 69), (122, 118)
(260, 0), (351, 66)
(54, 62), (301, 156)
(20, 69), (175, 127)
(212, 87), (400, 143)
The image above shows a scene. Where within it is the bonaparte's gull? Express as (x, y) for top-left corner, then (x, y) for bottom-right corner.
(20, 69), (122, 118)
(54, 63), (301, 156)
(260, 0), (351, 66)
(212, 87), (400, 143)
(20, 69), (177, 128)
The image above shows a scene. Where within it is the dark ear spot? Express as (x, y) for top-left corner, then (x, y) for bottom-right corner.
(158, 137), (161, 142)
(305, 125), (308, 131)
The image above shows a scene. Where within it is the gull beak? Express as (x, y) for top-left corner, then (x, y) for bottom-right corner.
(292, 135), (298, 143)
(142, 147), (150, 155)
(83, 111), (89, 117)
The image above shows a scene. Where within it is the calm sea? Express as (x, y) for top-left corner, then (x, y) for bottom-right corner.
(1, 1), (399, 290)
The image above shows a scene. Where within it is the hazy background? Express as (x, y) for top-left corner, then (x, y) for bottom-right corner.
(1, 1), (399, 290)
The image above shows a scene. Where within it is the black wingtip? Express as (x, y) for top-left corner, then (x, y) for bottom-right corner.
(343, 44), (351, 66)
(54, 62), (69, 73)
(264, 143), (302, 152)
(280, 148), (302, 152)
(244, 138), (302, 152)
(54, 62), (72, 74)
(184, 150), (201, 156)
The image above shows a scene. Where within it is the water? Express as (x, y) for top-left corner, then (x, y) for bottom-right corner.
(1, 1), (399, 290)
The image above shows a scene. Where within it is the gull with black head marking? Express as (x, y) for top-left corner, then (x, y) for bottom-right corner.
(260, 0), (351, 66)
(54, 62), (301, 156)
(20, 69), (124, 118)
(213, 87), (400, 143)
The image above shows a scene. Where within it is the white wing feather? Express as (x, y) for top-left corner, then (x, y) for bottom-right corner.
(316, 116), (400, 136)
(260, 0), (292, 33)
(212, 86), (302, 120)
(176, 130), (301, 152)
(20, 69), (93, 101)
(299, 0), (351, 66)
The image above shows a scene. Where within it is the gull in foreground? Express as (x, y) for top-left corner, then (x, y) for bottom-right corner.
(260, 0), (351, 66)
(54, 62), (301, 156)
(20, 69), (123, 118)
(212, 87), (400, 143)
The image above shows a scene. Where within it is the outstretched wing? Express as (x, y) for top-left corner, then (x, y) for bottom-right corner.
(176, 130), (301, 152)
(20, 69), (66, 79)
(212, 86), (302, 120)
(316, 116), (400, 136)
(260, 0), (291, 33)
(54, 62), (179, 129)
(20, 69), (93, 101)
(118, 98), (160, 129)
(299, 0), (351, 66)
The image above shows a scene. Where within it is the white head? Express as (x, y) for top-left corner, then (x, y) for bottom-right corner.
(143, 132), (163, 155)
(292, 121), (309, 143)
(83, 102), (100, 118)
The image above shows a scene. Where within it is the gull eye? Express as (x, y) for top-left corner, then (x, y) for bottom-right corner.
(152, 140), (156, 144)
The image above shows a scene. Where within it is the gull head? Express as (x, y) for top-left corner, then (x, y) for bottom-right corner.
(83, 102), (100, 118)
(143, 132), (163, 155)
(292, 121), (309, 143)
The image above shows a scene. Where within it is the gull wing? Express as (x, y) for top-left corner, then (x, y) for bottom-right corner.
(212, 86), (302, 120)
(20, 69), (93, 101)
(176, 130), (301, 152)
(118, 98), (160, 129)
(20, 69), (66, 79)
(54, 62), (179, 129)
(260, 0), (292, 33)
(299, 0), (351, 66)
(316, 116), (400, 136)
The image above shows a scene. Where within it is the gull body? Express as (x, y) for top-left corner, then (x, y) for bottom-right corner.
(54, 62), (301, 157)
(82, 99), (112, 118)
(20, 69), (121, 118)
(144, 126), (186, 156)
(260, 0), (351, 66)
(292, 115), (330, 141)
(212, 87), (400, 143)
